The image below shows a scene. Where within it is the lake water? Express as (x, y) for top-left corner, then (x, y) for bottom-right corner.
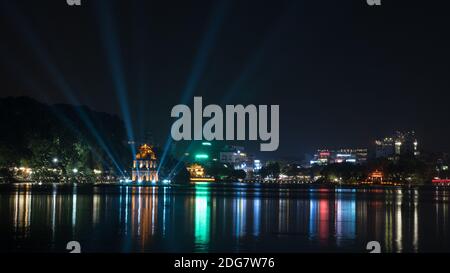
(0, 183), (449, 253)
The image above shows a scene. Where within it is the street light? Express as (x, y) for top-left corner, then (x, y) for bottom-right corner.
(52, 158), (59, 163)
(72, 168), (78, 174)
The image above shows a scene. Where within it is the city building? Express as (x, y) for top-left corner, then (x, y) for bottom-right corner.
(254, 159), (263, 171)
(374, 137), (395, 160)
(310, 148), (368, 166)
(178, 141), (220, 165)
(361, 170), (383, 185)
(375, 131), (419, 160)
(219, 145), (246, 165)
(131, 144), (158, 182)
(186, 163), (215, 182)
(187, 163), (205, 178)
(219, 145), (262, 176)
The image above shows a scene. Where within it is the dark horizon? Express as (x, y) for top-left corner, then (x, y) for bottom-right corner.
(1, 0), (450, 159)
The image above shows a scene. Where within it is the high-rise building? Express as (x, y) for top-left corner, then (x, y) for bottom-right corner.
(400, 131), (419, 157)
(375, 131), (419, 159)
(375, 137), (395, 159)
(219, 145), (261, 175)
(219, 145), (246, 165)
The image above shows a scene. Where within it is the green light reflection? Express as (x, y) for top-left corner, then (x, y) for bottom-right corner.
(194, 185), (211, 251)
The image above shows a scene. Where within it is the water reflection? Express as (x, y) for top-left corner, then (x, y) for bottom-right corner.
(335, 189), (356, 246)
(395, 193), (403, 252)
(413, 191), (419, 252)
(72, 185), (77, 231)
(12, 185), (31, 238)
(253, 198), (261, 237)
(0, 184), (450, 252)
(194, 186), (211, 251)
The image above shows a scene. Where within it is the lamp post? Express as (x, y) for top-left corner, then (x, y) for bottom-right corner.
(50, 157), (60, 183)
(72, 168), (79, 184)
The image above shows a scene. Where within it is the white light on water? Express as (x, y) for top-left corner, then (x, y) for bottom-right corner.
(120, 179), (132, 183)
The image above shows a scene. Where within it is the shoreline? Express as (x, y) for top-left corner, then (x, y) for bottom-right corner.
(1, 181), (448, 190)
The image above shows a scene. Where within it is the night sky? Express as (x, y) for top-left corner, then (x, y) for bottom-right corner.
(1, 0), (450, 159)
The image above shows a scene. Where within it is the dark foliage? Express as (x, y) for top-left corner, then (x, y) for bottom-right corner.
(0, 97), (130, 180)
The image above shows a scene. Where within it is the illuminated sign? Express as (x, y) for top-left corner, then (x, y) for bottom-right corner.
(191, 178), (215, 182)
(432, 179), (450, 183)
(336, 154), (352, 157)
(195, 154), (209, 159)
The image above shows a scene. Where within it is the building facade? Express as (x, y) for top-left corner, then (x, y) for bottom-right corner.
(219, 145), (262, 176)
(187, 163), (205, 178)
(219, 145), (246, 165)
(375, 131), (419, 160)
(310, 148), (368, 166)
(132, 144), (158, 182)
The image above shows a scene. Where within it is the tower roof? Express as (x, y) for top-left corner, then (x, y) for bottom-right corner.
(136, 144), (156, 160)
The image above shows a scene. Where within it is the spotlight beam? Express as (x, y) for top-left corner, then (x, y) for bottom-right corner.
(0, 48), (114, 171)
(159, 0), (230, 172)
(221, 2), (299, 104)
(95, 0), (136, 158)
(1, 1), (125, 175)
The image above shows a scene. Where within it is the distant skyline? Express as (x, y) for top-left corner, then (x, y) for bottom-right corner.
(1, 0), (450, 158)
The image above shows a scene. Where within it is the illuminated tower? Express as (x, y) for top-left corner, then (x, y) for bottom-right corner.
(187, 163), (205, 178)
(132, 144), (158, 182)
